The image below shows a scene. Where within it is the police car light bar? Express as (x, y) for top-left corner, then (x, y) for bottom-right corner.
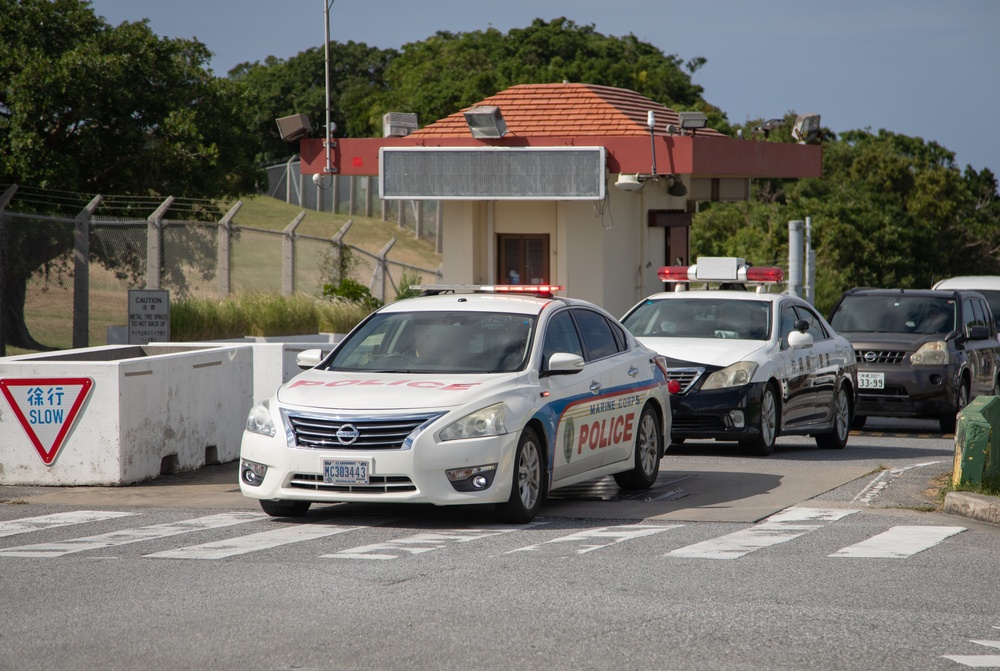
(657, 258), (784, 284)
(412, 284), (564, 297)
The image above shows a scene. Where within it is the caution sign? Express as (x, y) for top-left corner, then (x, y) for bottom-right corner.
(0, 378), (93, 465)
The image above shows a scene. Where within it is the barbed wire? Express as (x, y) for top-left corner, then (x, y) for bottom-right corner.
(0, 184), (235, 220)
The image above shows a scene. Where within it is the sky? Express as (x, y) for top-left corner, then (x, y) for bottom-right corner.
(88, 0), (1000, 174)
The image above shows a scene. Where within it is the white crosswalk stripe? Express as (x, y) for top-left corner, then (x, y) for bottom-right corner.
(323, 526), (533, 560)
(145, 523), (365, 559)
(506, 524), (682, 556)
(943, 638), (1000, 667)
(0, 512), (265, 558)
(664, 507), (858, 559)
(829, 525), (965, 558)
(0, 511), (137, 538)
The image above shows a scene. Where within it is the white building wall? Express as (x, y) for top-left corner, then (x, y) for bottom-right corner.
(435, 176), (687, 316)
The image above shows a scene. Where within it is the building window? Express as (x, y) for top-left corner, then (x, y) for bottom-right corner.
(498, 234), (549, 285)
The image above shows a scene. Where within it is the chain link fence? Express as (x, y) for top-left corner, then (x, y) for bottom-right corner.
(0, 182), (441, 356)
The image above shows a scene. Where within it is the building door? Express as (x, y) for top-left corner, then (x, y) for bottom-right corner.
(498, 234), (549, 285)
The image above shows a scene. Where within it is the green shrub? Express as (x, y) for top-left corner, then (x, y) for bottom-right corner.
(170, 292), (371, 340)
(322, 278), (383, 312)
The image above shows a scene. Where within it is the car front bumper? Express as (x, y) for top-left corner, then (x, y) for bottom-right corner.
(855, 364), (957, 419)
(239, 428), (520, 507)
(668, 382), (767, 443)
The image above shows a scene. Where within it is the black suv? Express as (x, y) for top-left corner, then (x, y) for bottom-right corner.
(828, 288), (1000, 433)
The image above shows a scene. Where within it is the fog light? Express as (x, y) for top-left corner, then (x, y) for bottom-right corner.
(241, 459), (267, 487)
(729, 410), (746, 429)
(446, 464), (497, 492)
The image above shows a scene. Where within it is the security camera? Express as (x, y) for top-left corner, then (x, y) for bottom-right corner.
(312, 173), (323, 186)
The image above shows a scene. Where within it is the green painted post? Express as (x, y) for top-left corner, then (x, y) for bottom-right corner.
(952, 396), (999, 487)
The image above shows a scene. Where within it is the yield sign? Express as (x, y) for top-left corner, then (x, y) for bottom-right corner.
(0, 377), (93, 465)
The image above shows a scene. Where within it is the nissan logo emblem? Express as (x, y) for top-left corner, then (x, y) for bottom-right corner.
(864, 351), (877, 363)
(336, 424), (360, 445)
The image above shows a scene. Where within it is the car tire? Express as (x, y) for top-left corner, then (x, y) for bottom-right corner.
(816, 385), (851, 450)
(259, 500), (311, 517)
(496, 427), (544, 524)
(740, 384), (778, 456)
(614, 404), (662, 490)
(939, 378), (970, 434)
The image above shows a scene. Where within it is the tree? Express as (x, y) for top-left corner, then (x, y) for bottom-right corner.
(0, 0), (263, 351)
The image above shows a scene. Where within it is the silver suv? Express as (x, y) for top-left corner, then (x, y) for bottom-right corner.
(828, 288), (1000, 433)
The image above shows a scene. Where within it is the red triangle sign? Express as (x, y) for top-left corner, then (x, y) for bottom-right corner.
(0, 377), (94, 465)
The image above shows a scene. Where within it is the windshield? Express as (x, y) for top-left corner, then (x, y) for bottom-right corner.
(321, 310), (536, 373)
(829, 295), (956, 335)
(622, 298), (771, 340)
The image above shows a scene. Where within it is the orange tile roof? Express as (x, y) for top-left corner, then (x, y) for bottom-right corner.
(410, 83), (725, 139)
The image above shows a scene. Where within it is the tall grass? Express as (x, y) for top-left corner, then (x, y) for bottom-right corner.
(170, 292), (372, 341)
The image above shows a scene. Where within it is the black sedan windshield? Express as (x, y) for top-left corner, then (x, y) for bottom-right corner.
(623, 298), (771, 340)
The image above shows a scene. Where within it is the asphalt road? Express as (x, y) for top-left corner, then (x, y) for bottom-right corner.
(1, 417), (998, 671)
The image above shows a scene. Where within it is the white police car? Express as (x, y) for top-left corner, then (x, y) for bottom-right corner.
(240, 285), (672, 523)
(621, 258), (856, 455)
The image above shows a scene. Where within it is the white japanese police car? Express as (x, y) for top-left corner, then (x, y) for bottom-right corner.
(621, 258), (856, 456)
(240, 285), (672, 523)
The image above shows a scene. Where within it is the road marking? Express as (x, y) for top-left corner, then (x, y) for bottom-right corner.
(145, 523), (365, 559)
(830, 525), (965, 558)
(322, 525), (539, 560)
(0, 511), (137, 538)
(851, 461), (943, 506)
(664, 507), (858, 559)
(0, 512), (265, 558)
(506, 524), (682, 556)
(943, 639), (1000, 667)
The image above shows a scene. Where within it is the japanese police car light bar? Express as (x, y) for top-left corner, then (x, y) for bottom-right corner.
(657, 257), (784, 284)
(411, 284), (564, 296)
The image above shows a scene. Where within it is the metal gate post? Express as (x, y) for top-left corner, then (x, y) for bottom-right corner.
(283, 212), (306, 295)
(217, 201), (243, 297)
(146, 197), (173, 290)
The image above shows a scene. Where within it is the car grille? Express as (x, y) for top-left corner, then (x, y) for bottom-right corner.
(289, 473), (417, 493)
(854, 349), (908, 365)
(671, 415), (726, 431)
(283, 411), (442, 450)
(667, 367), (704, 394)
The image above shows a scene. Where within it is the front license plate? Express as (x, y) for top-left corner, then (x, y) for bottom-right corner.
(323, 459), (371, 485)
(858, 372), (884, 390)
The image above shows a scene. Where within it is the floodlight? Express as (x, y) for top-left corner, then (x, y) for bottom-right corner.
(677, 111), (708, 130)
(464, 106), (508, 139)
(275, 114), (312, 142)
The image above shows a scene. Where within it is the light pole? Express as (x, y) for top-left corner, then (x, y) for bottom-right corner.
(323, 0), (334, 176)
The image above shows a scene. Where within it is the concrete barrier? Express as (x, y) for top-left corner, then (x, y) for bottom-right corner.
(952, 395), (1000, 487)
(185, 334), (343, 403)
(0, 344), (253, 486)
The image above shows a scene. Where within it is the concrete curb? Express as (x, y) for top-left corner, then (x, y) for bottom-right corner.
(943, 491), (1000, 526)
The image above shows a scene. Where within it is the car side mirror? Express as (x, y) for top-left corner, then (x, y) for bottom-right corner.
(543, 352), (585, 376)
(787, 330), (814, 349)
(968, 325), (989, 340)
(296, 348), (323, 369)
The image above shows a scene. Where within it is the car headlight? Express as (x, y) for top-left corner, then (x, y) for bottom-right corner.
(246, 400), (276, 437)
(439, 403), (508, 442)
(702, 361), (759, 390)
(911, 341), (949, 366)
